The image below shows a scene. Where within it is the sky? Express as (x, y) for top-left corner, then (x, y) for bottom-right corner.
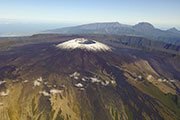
(0, 0), (180, 29)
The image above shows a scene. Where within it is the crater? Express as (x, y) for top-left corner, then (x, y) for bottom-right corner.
(56, 38), (111, 52)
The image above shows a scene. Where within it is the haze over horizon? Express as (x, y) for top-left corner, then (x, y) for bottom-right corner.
(0, 0), (180, 35)
(0, 0), (180, 30)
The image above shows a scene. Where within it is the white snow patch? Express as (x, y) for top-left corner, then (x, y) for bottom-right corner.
(74, 76), (79, 80)
(13, 79), (19, 83)
(138, 75), (142, 79)
(50, 89), (62, 94)
(37, 77), (43, 82)
(101, 81), (109, 86)
(39, 91), (50, 96)
(0, 90), (10, 96)
(163, 79), (167, 82)
(23, 80), (28, 83)
(56, 38), (111, 52)
(75, 83), (83, 88)
(80, 88), (85, 91)
(158, 78), (163, 82)
(0, 81), (6, 85)
(34, 77), (43, 86)
(60, 85), (65, 88)
(111, 80), (116, 84)
(170, 80), (175, 82)
(90, 77), (101, 83)
(34, 80), (41, 87)
(81, 78), (86, 81)
(70, 72), (80, 80)
(147, 75), (153, 81)
(44, 82), (48, 85)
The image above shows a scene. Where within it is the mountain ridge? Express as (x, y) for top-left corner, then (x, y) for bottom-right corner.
(1, 34), (180, 55)
(167, 27), (180, 33)
(45, 22), (180, 45)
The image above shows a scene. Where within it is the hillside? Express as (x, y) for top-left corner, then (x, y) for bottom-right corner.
(0, 34), (180, 120)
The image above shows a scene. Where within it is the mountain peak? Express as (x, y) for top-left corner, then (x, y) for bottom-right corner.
(56, 38), (111, 52)
(167, 27), (179, 32)
(134, 22), (154, 29)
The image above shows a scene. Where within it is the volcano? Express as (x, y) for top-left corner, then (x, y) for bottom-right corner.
(56, 38), (111, 51)
(0, 35), (180, 120)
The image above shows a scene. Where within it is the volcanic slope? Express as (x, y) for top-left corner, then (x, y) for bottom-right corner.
(0, 38), (180, 120)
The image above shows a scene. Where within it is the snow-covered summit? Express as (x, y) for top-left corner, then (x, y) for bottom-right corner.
(56, 38), (111, 51)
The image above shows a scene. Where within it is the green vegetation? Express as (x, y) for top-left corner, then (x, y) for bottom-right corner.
(55, 108), (65, 120)
(137, 81), (180, 118)
(124, 106), (133, 120)
(166, 93), (180, 109)
(142, 112), (151, 120)
(32, 97), (38, 116)
(111, 108), (119, 120)
(37, 114), (42, 120)
(46, 109), (55, 120)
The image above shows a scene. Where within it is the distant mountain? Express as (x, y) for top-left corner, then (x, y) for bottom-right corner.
(45, 22), (134, 34)
(167, 27), (179, 33)
(133, 22), (155, 30)
(45, 22), (180, 45)
(72, 22), (132, 29)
